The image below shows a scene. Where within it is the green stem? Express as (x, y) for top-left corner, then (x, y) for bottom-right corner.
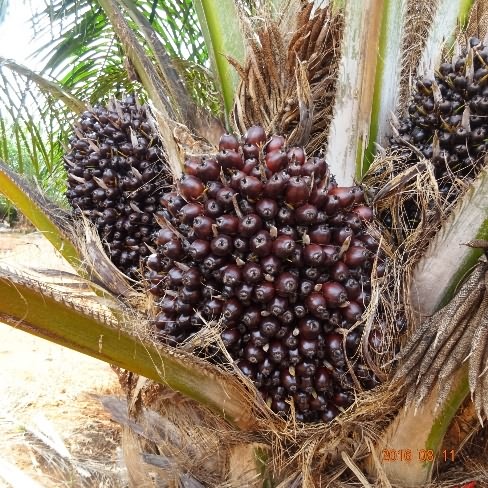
(363, 0), (406, 175)
(193, 0), (244, 122)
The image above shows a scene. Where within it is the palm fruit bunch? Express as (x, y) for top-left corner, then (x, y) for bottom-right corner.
(64, 96), (169, 279)
(145, 125), (385, 423)
(388, 37), (488, 227)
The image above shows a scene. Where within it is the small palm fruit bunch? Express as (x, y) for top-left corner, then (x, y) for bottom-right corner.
(389, 37), (488, 227)
(146, 125), (384, 423)
(65, 96), (169, 279)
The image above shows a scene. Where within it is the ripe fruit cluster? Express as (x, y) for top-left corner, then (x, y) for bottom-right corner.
(64, 97), (168, 279)
(146, 125), (383, 423)
(389, 37), (488, 227)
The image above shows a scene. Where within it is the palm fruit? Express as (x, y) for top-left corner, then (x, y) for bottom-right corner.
(64, 96), (170, 279)
(388, 37), (488, 227)
(146, 126), (384, 423)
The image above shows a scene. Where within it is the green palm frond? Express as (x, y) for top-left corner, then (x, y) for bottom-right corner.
(31, 0), (220, 115)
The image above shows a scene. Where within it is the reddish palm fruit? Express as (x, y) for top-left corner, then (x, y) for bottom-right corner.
(255, 198), (279, 219)
(167, 266), (184, 286)
(221, 264), (242, 286)
(202, 298), (223, 318)
(237, 359), (257, 380)
(264, 172), (287, 198)
(272, 235), (296, 258)
(242, 307), (261, 329)
(250, 329), (268, 346)
(221, 329), (241, 349)
(223, 298), (243, 322)
(239, 214), (263, 236)
(192, 215), (214, 238)
(219, 133), (239, 151)
(268, 296), (288, 316)
(285, 176), (310, 206)
(260, 317), (280, 337)
(179, 175), (205, 204)
(276, 205), (295, 225)
(260, 255), (282, 276)
(352, 205), (374, 222)
(206, 180), (223, 198)
(242, 143), (260, 159)
(322, 281), (348, 307)
(146, 253), (162, 271)
(305, 293), (329, 320)
(195, 157), (220, 182)
(309, 185), (329, 209)
(161, 192), (186, 216)
(330, 261), (350, 282)
(295, 204), (318, 225)
(298, 316), (321, 340)
(299, 279), (315, 296)
(253, 281), (275, 303)
(217, 150), (244, 170)
(280, 369), (298, 392)
(344, 278), (361, 299)
(202, 254), (226, 273)
(242, 262), (263, 284)
(314, 367), (332, 392)
(244, 125), (267, 145)
(204, 199), (223, 219)
(298, 338), (318, 359)
(188, 239), (210, 261)
(343, 246), (370, 267)
(265, 150), (288, 172)
(244, 344), (265, 364)
(216, 214), (239, 235)
(233, 236), (249, 254)
(210, 235), (233, 256)
(351, 186), (365, 203)
(303, 244), (324, 266)
(343, 213), (362, 232)
(235, 282), (253, 302)
(182, 267), (201, 289)
(333, 226), (353, 245)
(250, 230), (272, 257)
(180, 287), (201, 304)
(287, 146), (306, 165)
(321, 404), (339, 422)
(229, 170), (246, 190)
(323, 332), (346, 367)
(259, 357), (274, 376)
(345, 328), (361, 354)
(162, 239), (184, 259)
(264, 135), (286, 153)
(275, 303), (292, 321)
(309, 225), (331, 245)
(178, 203), (203, 224)
(275, 272), (298, 296)
(240, 176), (264, 199)
(341, 301), (364, 323)
(324, 194), (341, 215)
(333, 391), (353, 408)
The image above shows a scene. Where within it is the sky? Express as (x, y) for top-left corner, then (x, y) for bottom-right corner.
(0, 0), (47, 68)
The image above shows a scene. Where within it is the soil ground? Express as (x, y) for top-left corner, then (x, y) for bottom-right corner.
(0, 230), (127, 487)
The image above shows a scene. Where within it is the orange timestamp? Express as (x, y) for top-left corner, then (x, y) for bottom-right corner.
(382, 449), (456, 462)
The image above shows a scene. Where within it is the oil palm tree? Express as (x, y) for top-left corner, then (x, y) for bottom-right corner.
(0, 0), (487, 486)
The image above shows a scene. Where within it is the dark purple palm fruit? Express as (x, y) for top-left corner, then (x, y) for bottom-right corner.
(148, 125), (384, 423)
(64, 96), (171, 279)
(384, 37), (488, 230)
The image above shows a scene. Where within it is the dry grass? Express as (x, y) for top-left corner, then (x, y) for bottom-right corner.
(0, 230), (126, 488)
